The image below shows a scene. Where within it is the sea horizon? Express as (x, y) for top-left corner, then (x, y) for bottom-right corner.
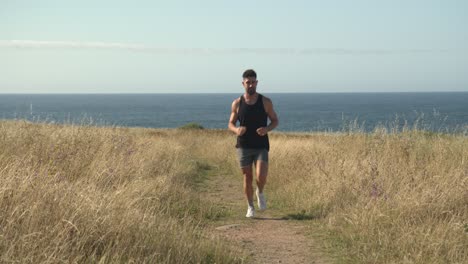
(0, 91), (467, 95)
(1, 92), (467, 133)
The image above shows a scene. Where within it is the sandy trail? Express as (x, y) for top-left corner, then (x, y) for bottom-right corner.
(203, 171), (330, 264)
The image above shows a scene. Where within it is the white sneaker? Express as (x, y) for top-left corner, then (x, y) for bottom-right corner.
(256, 189), (267, 211)
(246, 205), (255, 218)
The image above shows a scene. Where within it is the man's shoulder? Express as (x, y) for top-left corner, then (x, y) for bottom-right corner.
(261, 94), (273, 104)
(231, 97), (241, 109)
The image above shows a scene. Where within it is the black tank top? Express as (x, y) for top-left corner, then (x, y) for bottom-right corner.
(236, 94), (270, 151)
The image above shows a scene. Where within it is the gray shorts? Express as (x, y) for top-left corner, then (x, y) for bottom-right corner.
(236, 148), (269, 168)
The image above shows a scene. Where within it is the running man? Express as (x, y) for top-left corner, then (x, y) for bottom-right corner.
(228, 69), (279, 218)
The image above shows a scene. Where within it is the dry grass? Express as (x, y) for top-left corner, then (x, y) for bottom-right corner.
(268, 130), (467, 263)
(0, 120), (241, 263)
(1, 120), (467, 263)
(190, 125), (467, 263)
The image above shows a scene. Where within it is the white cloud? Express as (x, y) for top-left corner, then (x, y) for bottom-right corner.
(0, 40), (451, 55)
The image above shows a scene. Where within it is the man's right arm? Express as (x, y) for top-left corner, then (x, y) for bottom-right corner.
(228, 98), (244, 135)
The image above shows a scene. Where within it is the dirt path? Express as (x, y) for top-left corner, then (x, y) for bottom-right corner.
(201, 169), (331, 264)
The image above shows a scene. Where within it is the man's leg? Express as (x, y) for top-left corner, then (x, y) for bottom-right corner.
(255, 160), (268, 193)
(255, 160), (268, 210)
(242, 165), (254, 206)
(237, 148), (256, 218)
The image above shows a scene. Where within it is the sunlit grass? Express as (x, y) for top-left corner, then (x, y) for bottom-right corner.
(267, 129), (467, 263)
(1, 119), (466, 263)
(0, 120), (242, 263)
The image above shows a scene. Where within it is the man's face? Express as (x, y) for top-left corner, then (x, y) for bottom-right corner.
(242, 77), (258, 95)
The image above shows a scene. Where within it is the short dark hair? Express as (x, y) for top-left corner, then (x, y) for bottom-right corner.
(242, 69), (257, 79)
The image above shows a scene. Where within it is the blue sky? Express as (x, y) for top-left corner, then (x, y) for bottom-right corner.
(1, 0), (467, 93)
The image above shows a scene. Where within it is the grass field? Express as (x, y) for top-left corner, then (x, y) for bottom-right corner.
(0, 120), (466, 263)
(267, 130), (467, 263)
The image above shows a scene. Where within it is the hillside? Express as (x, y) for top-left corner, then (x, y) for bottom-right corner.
(0, 120), (466, 263)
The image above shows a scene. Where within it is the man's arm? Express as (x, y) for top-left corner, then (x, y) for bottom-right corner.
(257, 96), (279, 136)
(228, 98), (246, 136)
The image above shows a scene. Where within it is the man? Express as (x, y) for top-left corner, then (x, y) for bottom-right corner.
(228, 69), (279, 218)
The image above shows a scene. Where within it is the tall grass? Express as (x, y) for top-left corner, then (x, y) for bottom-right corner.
(0, 120), (241, 263)
(1, 119), (466, 263)
(268, 129), (467, 263)
(182, 123), (467, 263)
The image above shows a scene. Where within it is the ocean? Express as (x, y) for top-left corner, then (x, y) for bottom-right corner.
(0, 92), (467, 133)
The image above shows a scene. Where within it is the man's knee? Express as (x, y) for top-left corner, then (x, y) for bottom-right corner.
(256, 161), (268, 175)
(242, 167), (253, 178)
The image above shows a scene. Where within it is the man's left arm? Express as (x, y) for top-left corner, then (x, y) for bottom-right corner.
(265, 97), (279, 132)
(257, 97), (279, 136)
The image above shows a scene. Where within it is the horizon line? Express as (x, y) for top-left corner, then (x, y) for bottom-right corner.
(1, 91), (467, 95)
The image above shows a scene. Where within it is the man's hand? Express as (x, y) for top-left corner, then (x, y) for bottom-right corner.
(237, 126), (247, 136)
(256, 127), (268, 136)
